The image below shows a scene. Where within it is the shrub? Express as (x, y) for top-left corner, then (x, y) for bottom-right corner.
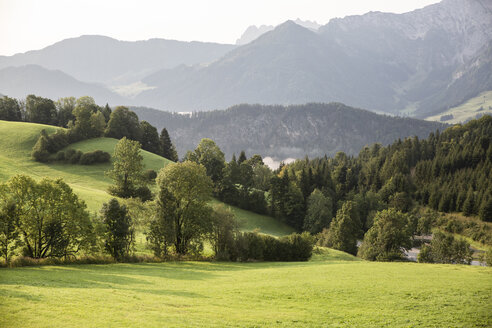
(55, 150), (66, 161)
(79, 150), (111, 165)
(230, 232), (314, 262)
(144, 169), (157, 181)
(68, 150), (83, 164)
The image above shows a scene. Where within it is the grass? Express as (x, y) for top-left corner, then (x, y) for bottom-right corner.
(426, 90), (492, 124)
(0, 251), (490, 328)
(0, 120), (292, 235)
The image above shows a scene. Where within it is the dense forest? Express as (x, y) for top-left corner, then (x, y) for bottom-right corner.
(131, 103), (446, 159)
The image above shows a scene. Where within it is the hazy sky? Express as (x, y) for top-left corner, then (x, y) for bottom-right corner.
(1, 0), (440, 56)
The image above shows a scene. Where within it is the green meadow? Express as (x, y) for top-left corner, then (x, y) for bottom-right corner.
(0, 120), (491, 327)
(0, 249), (491, 328)
(426, 90), (492, 124)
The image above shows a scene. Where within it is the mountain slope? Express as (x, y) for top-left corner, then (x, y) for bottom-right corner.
(0, 35), (236, 85)
(132, 103), (447, 159)
(0, 65), (126, 105)
(136, 0), (492, 115)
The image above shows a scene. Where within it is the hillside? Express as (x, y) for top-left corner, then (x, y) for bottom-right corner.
(0, 120), (292, 235)
(0, 65), (126, 106)
(132, 103), (447, 159)
(426, 91), (492, 123)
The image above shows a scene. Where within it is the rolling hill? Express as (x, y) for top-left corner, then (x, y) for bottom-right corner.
(0, 120), (293, 235)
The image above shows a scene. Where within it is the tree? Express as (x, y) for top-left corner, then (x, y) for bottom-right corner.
(479, 196), (492, 222)
(210, 204), (238, 259)
(303, 189), (333, 234)
(159, 127), (178, 161)
(238, 151), (247, 164)
(105, 106), (141, 141)
(0, 96), (22, 121)
(5, 175), (92, 258)
(186, 138), (225, 184)
(25, 94), (57, 124)
(417, 231), (473, 264)
(463, 188), (476, 216)
(89, 111), (106, 137)
(140, 121), (161, 154)
(71, 96), (100, 139)
(55, 97), (76, 127)
(358, 208), (413, 261)
(107, 137), (146, 198)
(155, 161), (213, 254)
(0, 187), (20, 264)
(101, 199), (134, 260)
(319, 201), (362, 255)
(31, 130), (51, 162)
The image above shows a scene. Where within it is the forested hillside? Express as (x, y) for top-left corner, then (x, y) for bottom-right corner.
(132, 103), (446, 159)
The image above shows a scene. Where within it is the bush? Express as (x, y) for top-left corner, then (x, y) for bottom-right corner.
(68, 150), (83, 164)
(55, 150), (66, 161)
(79, 150), (111, 165)
(144, 169), (157, 181)
(230, 232), (314, 262)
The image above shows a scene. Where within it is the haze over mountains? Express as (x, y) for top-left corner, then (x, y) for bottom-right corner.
(132, 103), (446, 159)
(0, 0), (491, 120)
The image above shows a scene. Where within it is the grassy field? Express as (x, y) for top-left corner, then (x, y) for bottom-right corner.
(426, 90), (492, 124)
(0, 248), (490, 328)
(0, 120), (292, 235)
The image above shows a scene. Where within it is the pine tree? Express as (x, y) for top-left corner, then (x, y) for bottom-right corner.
(159, 128), (178, 162)
(238, 151), (247, 164)
(463, 188), (476, 216)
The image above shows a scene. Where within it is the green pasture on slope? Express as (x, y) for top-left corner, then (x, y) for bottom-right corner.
(0, 120), (292, 236)
(426, 90), (492, 124)
(0, 248), (490, 328)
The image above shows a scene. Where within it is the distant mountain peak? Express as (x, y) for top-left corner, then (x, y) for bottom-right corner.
(236, 19), (320, 45)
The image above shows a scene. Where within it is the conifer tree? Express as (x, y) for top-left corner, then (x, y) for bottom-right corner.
(159, 128), (178, 162)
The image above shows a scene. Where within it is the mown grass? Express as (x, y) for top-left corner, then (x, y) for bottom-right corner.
(0, 249), (490, 328)
(0, 120), (292, 235)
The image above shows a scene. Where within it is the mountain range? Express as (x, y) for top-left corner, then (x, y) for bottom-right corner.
(0, 0), (491, 120)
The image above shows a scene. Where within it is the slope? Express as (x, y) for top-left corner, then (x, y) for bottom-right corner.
(0, 65), (126, 106)
(0, 120), (293, 235)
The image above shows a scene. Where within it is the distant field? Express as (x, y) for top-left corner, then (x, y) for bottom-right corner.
(426, 90), (492, 124)
(0, 248), (490, 328)
(0, 120), (292, 235)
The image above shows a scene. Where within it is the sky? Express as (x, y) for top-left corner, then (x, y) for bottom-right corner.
(0, 0), (440, 56)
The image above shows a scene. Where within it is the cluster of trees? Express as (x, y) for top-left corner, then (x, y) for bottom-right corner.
(173, 117), (491, 263)
(418, 231), (473, 264)
(0, 95), (178, 162)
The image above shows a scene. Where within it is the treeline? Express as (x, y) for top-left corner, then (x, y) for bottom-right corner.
(0, 94), (178, 162)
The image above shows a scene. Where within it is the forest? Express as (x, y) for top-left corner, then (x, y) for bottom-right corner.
(0, 94), (491, 266)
